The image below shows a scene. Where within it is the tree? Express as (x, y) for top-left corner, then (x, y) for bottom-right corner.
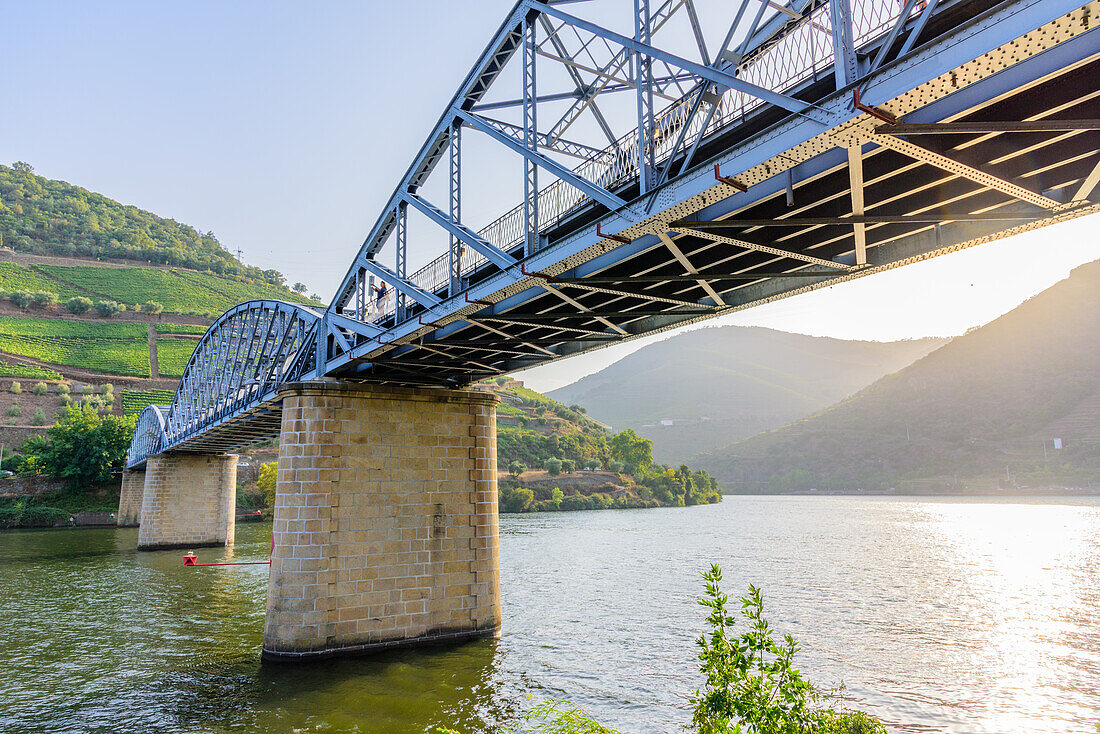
(560, 459), (575, 474)
(545, 458), (562, 476)
(9, 291), (31, 308)
(12, 161), (33, 173)
(27, 404), (135, 488)
(609, 429), (653, 474)
(498, 485), (534, 513)
(257, 461), (278, 507)
(31, 291), (57, 308)
(94, 300), (121, 317)
(292, 282), (307, 294)
(508, 460), (525, 477)
(66, 297), (93, 314)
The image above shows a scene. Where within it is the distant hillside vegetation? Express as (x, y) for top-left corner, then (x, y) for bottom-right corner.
(548, 326), (943, 463)
(0, 161), (292, 289)
(694, 259), (1100, 492)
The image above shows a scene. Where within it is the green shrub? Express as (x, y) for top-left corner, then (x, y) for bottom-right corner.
(0, 502), (68, 529)
(56, 383), (70, 395)
(31, 408), (45, 426)
(608, 460), (625, 474)
(10, 381), (21, 394)
(498, 485), (534, 513)
(692, 566), (887, 734)
(7, 405), (20, 417)
(31, 291), (57, 308)
(66, 296), (93, 314)
(31, 382), (47, 396)
(9, 291), (32, 308)
(142, 301), (164, 314)
(94, 300), (122, 317)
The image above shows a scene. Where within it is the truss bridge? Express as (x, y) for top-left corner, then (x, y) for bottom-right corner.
(120, 0), (1100, 660)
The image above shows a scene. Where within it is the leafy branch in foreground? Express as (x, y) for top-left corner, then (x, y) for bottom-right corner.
(693, 564), (885, 734)
(441, 567), (884, 734)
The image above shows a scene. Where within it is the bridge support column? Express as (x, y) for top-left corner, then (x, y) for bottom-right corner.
(136, 453), (238, 550)
(262, 381), (501, 661)
(117, 468), (146, 527)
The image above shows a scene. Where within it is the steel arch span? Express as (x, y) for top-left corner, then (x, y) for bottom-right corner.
(126, 300), (320, 468)
(127, 0), (1100, 466)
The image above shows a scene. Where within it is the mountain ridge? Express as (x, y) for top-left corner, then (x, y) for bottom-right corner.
(548, 325), (945, 462)
(692, 258), (1100, 491)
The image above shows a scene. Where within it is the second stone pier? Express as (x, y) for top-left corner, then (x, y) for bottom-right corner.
(263, 381), (501, 661)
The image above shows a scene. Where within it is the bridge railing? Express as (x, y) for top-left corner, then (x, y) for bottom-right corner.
(380, 0), (913, 313)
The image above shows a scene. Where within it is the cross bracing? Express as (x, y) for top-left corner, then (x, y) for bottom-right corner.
(127, 0), (1100, 468)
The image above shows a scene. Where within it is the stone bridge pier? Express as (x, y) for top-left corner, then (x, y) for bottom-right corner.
(131, 453), (238, 550)
(261, 381), (501, 661)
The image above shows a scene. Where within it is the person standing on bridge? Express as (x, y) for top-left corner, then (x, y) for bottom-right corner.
(372, 281), (388, 307)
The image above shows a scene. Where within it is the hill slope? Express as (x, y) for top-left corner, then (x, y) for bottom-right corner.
(548, 326), (944, 462)
(0, 162), (296, 287)
(694, 260), (1100, 492)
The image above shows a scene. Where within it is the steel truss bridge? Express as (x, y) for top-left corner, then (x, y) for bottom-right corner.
(127, 0), (1100, 469)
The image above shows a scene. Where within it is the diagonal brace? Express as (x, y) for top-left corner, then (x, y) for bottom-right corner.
(357, 258), (443, 312)
(456, 109), (628, 212)
(874, 135), (1060, 209)
(402, 192), (519, 273)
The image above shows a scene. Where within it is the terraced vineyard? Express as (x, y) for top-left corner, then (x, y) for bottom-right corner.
(120, 388), (176, 416)
(172, 270), (321, 309)
(0, 263), (84, 299)
(31, 265), (320, 315)
(0, 358), (62, 380)
(154, 323), (208, 335)
(155, 339), (196, 378)
(0, 317), (149, 376)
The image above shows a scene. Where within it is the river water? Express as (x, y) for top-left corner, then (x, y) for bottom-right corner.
(1, 496), (1098, 733)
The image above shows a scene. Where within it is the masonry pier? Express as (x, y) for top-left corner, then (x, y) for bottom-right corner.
(262, 381), (501, 661)
(136, 453), (238, 550)
(117, 468), (146, 527)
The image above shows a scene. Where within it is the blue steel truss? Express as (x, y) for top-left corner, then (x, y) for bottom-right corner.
(126, 0), (1100, 467)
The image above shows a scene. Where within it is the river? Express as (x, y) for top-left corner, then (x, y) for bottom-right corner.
(1, 496), (1098, 733)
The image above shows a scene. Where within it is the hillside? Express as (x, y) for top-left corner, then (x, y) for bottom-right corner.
(548, 326), (944, 463)
(694, 259), (1100, 492)
(0, 163), (325, 446)
(0, 162), (303, 289)
(478, 377), (722, 511)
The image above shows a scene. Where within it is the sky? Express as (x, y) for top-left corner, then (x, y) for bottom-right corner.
(1, 1), (1097, 392)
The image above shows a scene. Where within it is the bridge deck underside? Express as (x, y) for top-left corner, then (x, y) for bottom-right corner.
(329, 54), (1100, 387)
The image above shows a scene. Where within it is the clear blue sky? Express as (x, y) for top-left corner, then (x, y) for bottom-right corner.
(2, 1), (1097, 391)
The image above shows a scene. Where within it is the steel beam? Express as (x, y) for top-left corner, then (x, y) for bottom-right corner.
(547, 272), (837, 283)
(1074, 158), (1100, 201)
(656, 231), (726, 305)
(671, 227), (849, 269)
(847, 144), (867, 265)
(873, 135), (1061, 209)
(672, 212), (1053, 226)
(876, 120), (1100, 134)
